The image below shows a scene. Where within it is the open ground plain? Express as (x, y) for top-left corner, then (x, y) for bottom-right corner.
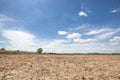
(0, 53), (120, 80)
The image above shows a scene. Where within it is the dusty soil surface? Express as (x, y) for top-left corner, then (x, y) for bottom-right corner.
(0, 54), (120, 80)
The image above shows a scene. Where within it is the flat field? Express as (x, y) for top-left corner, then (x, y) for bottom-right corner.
(0, 53), (120, 80)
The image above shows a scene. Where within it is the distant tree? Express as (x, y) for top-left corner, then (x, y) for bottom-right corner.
(16, 50), (20, 52)
(0, 48), (5, 51)
(37, 48), (43, 53)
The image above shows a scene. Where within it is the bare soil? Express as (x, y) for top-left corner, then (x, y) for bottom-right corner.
(0, 54), (120, 80)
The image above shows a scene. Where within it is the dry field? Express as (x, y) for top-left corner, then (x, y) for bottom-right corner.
(0, 53), (120, 80)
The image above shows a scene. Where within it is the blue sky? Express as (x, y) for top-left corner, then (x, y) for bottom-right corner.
(0, 0), (120, 53)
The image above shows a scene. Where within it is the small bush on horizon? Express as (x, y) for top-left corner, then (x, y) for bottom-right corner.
(37, 48), (43, 54)
(0, 48), (5, 51)
(16, 50), (20, 52)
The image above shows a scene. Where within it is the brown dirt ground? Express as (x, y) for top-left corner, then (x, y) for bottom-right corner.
(0, 54), (120, 80)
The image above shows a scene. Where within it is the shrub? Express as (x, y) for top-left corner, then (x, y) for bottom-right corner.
(37, 48), (43, 53)
(16, 50), (20, 52)
(0, 48), (5, 51)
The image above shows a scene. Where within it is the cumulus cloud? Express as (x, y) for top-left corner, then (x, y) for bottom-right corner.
(58, 31), (67, 35)
(1, 28), (120, 53)
(79, 4), (91, 17)
(57, 27), (120, 53)
(79, 11), (87, 17)
(56, 27), (120, 53)
(110, 37), (120, 46)
(1, 29), (39, 51)
(111, 8), (120, 13)
(0, 14), (40, 51)
(0, 14), (120, 53)
(67, 33), (81, 39)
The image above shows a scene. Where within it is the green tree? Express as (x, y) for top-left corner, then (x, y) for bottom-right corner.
(37, 48), (43, 53)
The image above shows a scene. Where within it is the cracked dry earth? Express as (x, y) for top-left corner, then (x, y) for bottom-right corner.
(0, 54), (120, 80)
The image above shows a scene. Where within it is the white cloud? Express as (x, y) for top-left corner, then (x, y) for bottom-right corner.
(1, 28), (120, 53)
(73, 38), (97, 43)
(42, 39), (70, 52)
(2, 29), (39, 51)
(111, 8), (120, 13)
(97, 32), (116, 39)
(96, 29), (120, 40)
(67, 33), (81, 39)
(58, 31), (67, 35)
(0, 14), (120, 53)
(0, 14), (15, 22)
(86, 28), (112, 35)
(110, 37), (120, 46)
(69, 24), (91, 32)
(0, 14), (43, 52)
(85, 28), (120, 40)
(41, 41), (120, 53)
(79, 11), (87, 17)
(74, 24), (91, 31)
(0, 14), (19, 33)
